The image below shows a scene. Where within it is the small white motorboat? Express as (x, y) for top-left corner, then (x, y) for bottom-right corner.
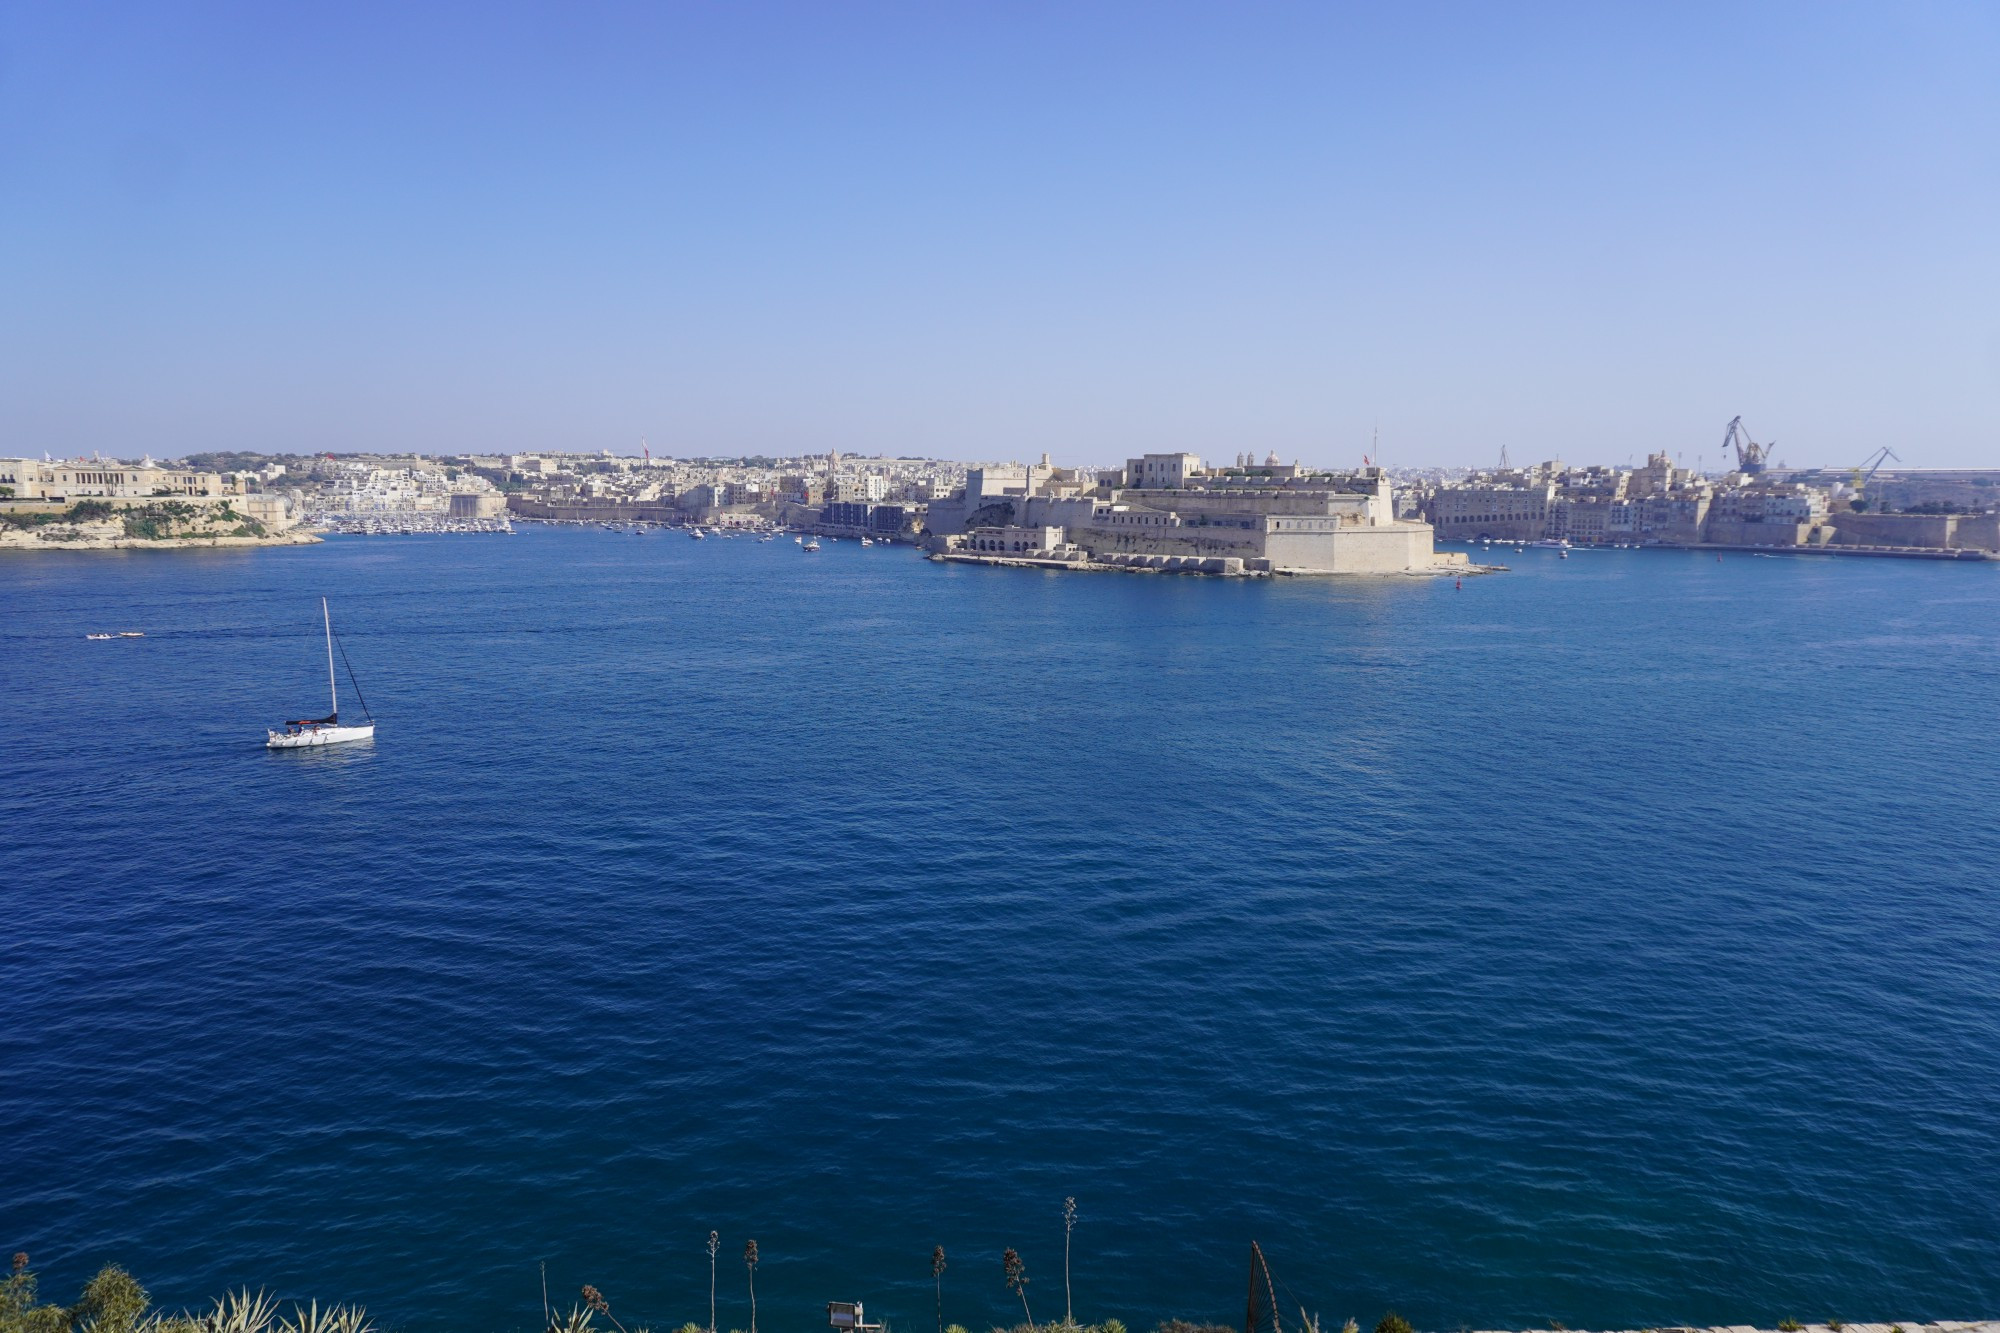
(803, 539), (821, 552)
(268, 598), (375, 749)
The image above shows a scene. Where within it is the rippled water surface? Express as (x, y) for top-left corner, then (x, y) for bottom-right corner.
(4, 532), (1997, 1331)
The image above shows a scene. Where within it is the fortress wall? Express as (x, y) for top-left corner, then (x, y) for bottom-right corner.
(1068, 523), (1263, 560)
(1263, 522), (1437, 573)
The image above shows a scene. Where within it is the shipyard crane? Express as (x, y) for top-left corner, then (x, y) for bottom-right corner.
(1722, 416), (1774, 475)
(1849, 446), (1902, 510)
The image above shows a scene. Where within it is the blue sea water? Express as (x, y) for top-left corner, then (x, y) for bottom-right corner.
(3, 531), (1997, 1333)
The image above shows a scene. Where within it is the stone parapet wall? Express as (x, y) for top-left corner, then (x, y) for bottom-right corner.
(1832, 512), (2000, 551)
(1463, 1322), (1995, 1333)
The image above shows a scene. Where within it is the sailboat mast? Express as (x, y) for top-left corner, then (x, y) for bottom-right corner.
(323, 597), (339, 717)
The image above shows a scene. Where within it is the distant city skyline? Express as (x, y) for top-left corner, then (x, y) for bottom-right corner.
(2, 2), (1996, 468)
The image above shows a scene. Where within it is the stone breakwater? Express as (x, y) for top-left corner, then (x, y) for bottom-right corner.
(932, 550), (1500, 577)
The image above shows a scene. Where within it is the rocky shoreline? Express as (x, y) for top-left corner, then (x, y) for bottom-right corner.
(0, 519), (320, 551)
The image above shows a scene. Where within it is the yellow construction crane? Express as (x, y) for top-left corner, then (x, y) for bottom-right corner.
(1849, 446), (1901, 511)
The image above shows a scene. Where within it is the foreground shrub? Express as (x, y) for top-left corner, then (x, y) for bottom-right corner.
(73, 1267), (148, 1333)
(3, 1255), (152, 1333)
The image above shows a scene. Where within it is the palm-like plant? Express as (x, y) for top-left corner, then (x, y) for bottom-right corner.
(743, 1241), (759, 1333)
(1002, 1250), (1033, 1333)
(192, 1289), (281, 1333)
(548, 1306), (596, 1333)
(931, 1247), (947, 1333)
(276, 1301), (374, 1333)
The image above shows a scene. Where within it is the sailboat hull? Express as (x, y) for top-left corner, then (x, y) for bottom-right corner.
(267, 723), (376, 749)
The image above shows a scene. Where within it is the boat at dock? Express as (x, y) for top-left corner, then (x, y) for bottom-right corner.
(267, 599), (375, 749)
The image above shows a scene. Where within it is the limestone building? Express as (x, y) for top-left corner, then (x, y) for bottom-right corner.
(0, 457), (236, 500)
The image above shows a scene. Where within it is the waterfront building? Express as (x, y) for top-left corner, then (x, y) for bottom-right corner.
(1417, 449), (1874, 549)
(448, 493), (508, 520)
(1705, 479), (1832, 547)
(822, 501), (875, 529)
(1424, 481), (1555, 542)
(0, 457), (236, 500)
(964, 524), (1071, 555)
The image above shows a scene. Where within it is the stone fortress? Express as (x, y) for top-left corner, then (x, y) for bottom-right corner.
(924, 451), (1466, 576)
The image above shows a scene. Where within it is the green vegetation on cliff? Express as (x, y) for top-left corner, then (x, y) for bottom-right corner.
(0, 501), (115, 529)
(0, 499), (266, 540)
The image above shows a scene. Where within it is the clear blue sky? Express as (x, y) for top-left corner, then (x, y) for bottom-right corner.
(2, 2), (1995, 468)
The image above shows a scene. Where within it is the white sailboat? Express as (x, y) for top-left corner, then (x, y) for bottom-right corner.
(268, 598), (376, 749)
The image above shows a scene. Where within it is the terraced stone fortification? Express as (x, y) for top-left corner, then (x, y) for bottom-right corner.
(929, 450), (1465, 575)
